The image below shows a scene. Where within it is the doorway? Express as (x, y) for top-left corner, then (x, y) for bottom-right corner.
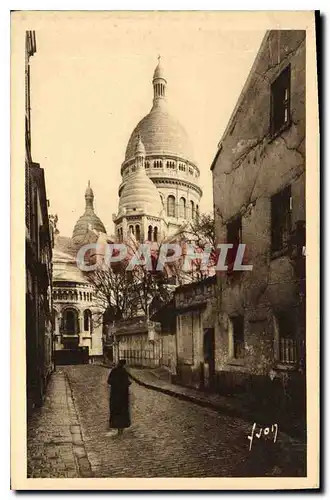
(203, 328), (215, 389)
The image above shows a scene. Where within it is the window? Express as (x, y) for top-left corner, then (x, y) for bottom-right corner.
(190, 200), (195, 218)
(271, 185), (292, 253)
(230, 316), (245, 359)
(129, 225), (134, 235)
(167, 195), (176, 217)
(145, 161), (150, 169)
(148, 225), (153, 241)
(226, 216), (242, 271)
(179, 197), (186, 218)
(135, 225), (141, 242)
(227, 216), (242, 246)
(270, 65), (291, 136)
(274, 312), (297, 364)
(64, 309), (79, 335)
(84, 310), (92, 332)
(153, 227), (158, 242)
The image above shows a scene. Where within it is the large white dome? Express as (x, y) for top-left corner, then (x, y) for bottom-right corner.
(125, 101), (194, 163)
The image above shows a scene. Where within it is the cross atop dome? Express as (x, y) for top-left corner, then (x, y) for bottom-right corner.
(153, 56), (167, 102)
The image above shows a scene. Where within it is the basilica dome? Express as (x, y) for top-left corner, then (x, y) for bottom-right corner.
(124, 59), (194, 163)
(125, 104), (194, 163)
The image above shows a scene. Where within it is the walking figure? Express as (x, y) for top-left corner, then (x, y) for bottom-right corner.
(107, 359), (131, 436)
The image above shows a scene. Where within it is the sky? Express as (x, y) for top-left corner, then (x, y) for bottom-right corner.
(29, 12), (266, 238)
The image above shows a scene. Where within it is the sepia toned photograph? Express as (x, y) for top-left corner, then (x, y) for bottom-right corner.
(11, 10), (319, 490)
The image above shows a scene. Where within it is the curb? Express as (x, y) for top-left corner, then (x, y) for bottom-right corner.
(126, 368), (306, 442)
(126, 368), (251, 420)
(64, 372), (93, 478)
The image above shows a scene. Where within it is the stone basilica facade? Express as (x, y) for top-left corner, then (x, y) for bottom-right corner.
(113, 59), (203, 242)
(52, 59), (202, 365)
(52, 183), (106, 364)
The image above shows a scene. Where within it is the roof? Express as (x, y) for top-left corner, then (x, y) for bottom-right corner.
(174, 274), (216, 294)
(125, 103), (194, 163)
(153, 60), (166, 81)
(53, 235), (77, 258)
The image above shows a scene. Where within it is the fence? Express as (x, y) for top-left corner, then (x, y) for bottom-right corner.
(119, 349), (159, 368)
(279, 338), (297, 364)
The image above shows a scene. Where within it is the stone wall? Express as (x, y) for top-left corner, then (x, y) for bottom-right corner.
(211, 31), (306, 420)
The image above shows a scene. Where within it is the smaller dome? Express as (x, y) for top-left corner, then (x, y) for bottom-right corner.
(119, 165), (163, 216)
(135, 135), (146, 156)
(153, 58), (166, 81)
(72, 182), (106, 245)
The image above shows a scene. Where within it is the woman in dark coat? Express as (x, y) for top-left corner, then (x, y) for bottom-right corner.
(107, 359), (131, 435)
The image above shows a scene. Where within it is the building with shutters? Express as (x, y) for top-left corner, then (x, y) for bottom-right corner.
(211, 30), (306, 426)
(25, 31), (55, 412)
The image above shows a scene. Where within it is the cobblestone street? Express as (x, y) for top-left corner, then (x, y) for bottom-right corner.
(27, 365), (306, 478)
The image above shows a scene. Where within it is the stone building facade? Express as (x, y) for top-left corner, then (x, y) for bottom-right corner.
(211, 30), (306, 421)
(25, 31), (54, 411)
(174, 276), (217, 389)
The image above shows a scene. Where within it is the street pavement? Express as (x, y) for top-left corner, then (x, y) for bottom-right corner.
(67, 365), (305, 477)
(27, 365), (306, 478)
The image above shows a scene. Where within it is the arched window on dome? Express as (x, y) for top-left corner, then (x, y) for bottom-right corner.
(120, 228), (123, 241)
(153, 227), (158, 242)
(179, 197), (186, 218)
(196, 205), (199, 219)
(191, 200), (195, 219)
(148, 225), (152, 241)
(167, 196), (176, 217)
(135, 225), (141, 242)
(129, 225), (134, 236)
